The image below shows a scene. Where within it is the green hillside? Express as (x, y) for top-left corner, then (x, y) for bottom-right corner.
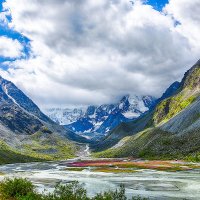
(0, 131), (78, 164)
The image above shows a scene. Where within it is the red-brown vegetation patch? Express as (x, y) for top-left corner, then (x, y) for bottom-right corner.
(66, 159), (200, 172)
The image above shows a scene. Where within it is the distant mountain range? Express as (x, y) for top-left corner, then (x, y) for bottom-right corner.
(45, 95), (156, 139)
(92, 60), (200, 161)
(0, 59), (199, 163)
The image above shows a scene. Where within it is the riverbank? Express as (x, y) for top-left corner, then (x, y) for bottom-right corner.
(0, 159), (200, 199)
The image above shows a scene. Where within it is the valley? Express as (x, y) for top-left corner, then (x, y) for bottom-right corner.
(0, 60), (199, 199)
(0, 0), (200, 199)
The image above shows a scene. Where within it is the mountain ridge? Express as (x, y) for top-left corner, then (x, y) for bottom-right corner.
(0, 76), (83, 164)
(93, 60), (200, 160)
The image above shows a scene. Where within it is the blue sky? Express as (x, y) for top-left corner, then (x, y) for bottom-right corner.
(0, 0), (31, 63)
(146, 0), (168, 10)
(0, 0), (199, 108)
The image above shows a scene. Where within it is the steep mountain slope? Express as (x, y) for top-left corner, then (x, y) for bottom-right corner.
(46, 95), (156, 139)
(0, 76), (87, 142)
(0, 77), (43, 135)
(1, 78), (51, 123)
(0, 76), (79, 163)
(94, 60), (200, 159)
(153, 60), (200, 125)
(91, 111), (153, 151)
(95, 97), (200, 160)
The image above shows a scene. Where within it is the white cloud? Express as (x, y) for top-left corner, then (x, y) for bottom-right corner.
(0, 36), (23, 58)
(165, 0), (200, 49)
(0, 0), (199, 108)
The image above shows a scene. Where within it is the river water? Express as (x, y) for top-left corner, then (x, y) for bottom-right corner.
(0, 159), (200, 200)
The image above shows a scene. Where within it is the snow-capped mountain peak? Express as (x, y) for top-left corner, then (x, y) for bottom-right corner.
(45, 94), (156, 139)
(46, 107), (86, 125)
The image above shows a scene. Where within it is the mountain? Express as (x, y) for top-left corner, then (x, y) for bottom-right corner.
(45, 95), (156, 139)
(0, 77), (45, 135)
(156, 81), (180, 103)
(0, 76), (81, 164)
(93, 60), (200, 160)
(46, 108), (86, 125)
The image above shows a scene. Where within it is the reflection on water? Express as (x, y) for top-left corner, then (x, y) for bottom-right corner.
(0, 160), (200, 200)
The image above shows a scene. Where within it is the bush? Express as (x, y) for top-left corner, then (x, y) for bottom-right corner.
(0, 178), (147, 200)
(17, 192), (43, 200)
(186, 153), (200, 162)
(0, 178), (34, 200)
(44, 181), (89, 200)
(92, 185), (126, 200)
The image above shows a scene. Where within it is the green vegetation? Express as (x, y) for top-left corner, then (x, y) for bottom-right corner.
(0, 178), (34, 200)
(0, 178), (147, 200)
(0, 141), (44, 165)
(183, 67), (200, 89)
(65, 167), (86, 171)
(153, 92), (197, 125)
(21, 132), (77, 161)
(92, 168), (137, 173)
(93, 127), (200, 161)
(0, 139), (76, 165)
(186, 153), (200, 162)
(153, 65), (200, 125)
(0, 132), (78, 165)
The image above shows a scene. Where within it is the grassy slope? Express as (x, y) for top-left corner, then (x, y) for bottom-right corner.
(20, 131), (78, 160)
(153, 89), (197, 125)
(0, 132), (78, 165)
(0, 141), (44, 164)
(94, 127), (200, 161)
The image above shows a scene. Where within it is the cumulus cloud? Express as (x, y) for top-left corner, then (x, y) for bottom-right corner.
(165, 0), (200, 48)
(0, 0), (199, 108)
(0, 36), (23, 58)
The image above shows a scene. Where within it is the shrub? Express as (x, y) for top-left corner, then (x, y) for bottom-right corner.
(17, 192), (43, 200)
(44, 181), (89, 200)
(186, 153), (200, 162)
(92, 185), (126, 200)
(0, 178), (34, 200)
(0, 178), (147, 200)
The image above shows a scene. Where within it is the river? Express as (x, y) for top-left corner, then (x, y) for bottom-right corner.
(0, 158), (200, 200)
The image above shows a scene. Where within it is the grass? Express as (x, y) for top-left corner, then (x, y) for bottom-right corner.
(65, 167), (86, 171)
(186, 153), (200, 162)
(20, 131), (77, 160)
(93, 126), (200, 162)
(0, 132), (78, 165)
(0, 141), (45, 165)
(153, 91), (197, 125)
(0, 178), (147, 200)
